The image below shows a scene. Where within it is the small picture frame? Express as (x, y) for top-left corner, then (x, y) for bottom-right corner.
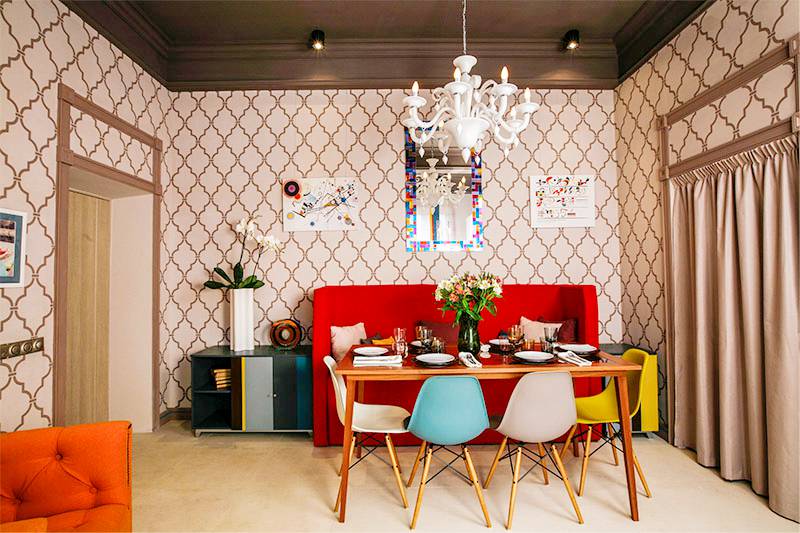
(0, 208), (28, 288)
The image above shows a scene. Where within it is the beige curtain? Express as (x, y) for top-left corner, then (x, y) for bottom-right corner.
(669, 136), (799, 522)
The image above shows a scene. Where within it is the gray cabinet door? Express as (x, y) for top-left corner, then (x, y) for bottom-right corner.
(244, 357), (273, 431)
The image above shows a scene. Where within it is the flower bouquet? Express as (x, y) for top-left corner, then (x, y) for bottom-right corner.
(434, 272), (502, 354)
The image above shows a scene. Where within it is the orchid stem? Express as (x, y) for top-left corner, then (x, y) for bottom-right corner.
(251, 249), (264, 280)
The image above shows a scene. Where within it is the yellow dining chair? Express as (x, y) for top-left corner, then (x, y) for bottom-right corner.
(561, 348), (653, 498)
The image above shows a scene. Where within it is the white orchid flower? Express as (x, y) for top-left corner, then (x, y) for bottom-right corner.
(234, 218), (248, 235)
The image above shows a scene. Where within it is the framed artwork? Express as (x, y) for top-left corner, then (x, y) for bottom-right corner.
(530, 175), (596, 228)
(0, 208), (27, 288)
(282, 177), (361, 232)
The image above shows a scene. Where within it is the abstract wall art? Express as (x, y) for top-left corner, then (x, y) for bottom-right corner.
(530, 175), (596, 228)
(0, 208), (27, 288)
(282, 177), (361, 232)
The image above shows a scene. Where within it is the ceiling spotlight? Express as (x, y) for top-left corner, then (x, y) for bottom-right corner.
(309, 29), (325, 51)
(563, 29), (580, 51)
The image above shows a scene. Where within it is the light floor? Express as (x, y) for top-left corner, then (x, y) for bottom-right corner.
(133, 422), (796, 532)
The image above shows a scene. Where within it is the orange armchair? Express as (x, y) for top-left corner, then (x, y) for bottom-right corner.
(0, 421), (132, 532)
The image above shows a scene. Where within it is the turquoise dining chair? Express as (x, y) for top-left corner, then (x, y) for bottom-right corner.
(405, 376), (491, 529)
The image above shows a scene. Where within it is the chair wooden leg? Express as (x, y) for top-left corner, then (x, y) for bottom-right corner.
(561, 425), (577, 459)
(385, 434), (409, 508)
(506, 447), (523, 529)
(407, 440), (427, 487)
(536, 442), (550, 485)
(334, 435), (356, 512)
(608, 424), (619, 466)
(464, 446), (492, 528)
(551, 444), (584, 524)
(633, 451), (652, 498)
(410, 446), (432, 530)
(484, 436), (507, 488)
(578, 424), (593, 496)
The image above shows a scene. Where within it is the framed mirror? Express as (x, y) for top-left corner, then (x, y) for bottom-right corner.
(404, 128), (484, 252)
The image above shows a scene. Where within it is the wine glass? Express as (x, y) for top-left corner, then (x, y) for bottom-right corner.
(416, 327), (433, 351)
(508, 324), (523, 349)
(393, 327), (407, 343)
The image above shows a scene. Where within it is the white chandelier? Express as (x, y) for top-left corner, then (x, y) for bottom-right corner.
(416, 157), (467, 207)
(402, 0), (540, 163)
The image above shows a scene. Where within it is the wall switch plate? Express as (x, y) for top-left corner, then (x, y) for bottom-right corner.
(0, 337), (44, 360)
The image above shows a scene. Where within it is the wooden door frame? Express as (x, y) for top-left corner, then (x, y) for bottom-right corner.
(54, 83), (163, 430)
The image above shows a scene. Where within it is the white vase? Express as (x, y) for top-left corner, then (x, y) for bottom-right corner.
(230, 288), (255, 351)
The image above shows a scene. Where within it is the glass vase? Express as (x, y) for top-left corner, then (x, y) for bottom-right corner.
(457, 314), (481, 354)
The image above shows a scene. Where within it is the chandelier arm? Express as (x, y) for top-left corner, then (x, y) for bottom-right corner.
(495, 112), (532, 135)
(409, 106), (455, 131)
(472, 100), (493, 119)
(495, 95), (509, 117)
(492, 124), (520, 146)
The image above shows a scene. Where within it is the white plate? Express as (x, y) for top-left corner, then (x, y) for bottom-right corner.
(354, 346), (389, 356)
(415, 353), (455, 365)
(514, 351), (554, 362)
(489, 338), (510, 346)
(410, 340), (424, 347)
(558, 343), (597, 353)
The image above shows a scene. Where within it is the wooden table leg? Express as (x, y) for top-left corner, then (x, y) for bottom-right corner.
(615, 374), (639, 521)
(337, 378), (357, 522)
(355, 381), (364, 458)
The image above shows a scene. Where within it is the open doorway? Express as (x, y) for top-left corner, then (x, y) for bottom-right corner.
(54, 83), (162, 431)
(65, 170), (155, 431)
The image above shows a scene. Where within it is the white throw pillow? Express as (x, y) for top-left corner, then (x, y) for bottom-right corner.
(331, 322), (367, 361)
(520, 316), (562, 341)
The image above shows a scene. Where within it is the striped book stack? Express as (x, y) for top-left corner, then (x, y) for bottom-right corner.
(212, 368), (231, 390)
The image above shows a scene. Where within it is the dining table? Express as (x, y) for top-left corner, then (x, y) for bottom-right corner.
(334, 344), (643, 523)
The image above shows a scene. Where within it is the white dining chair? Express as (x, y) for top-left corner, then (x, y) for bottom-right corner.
(483, 371), (584, 529)
(324, 355), (410, 511)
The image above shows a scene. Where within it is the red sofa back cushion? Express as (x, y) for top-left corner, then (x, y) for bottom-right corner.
(312, 284), (600, 446)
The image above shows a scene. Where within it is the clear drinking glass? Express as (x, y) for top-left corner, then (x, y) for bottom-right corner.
(522, 338), (536, 351)
(393, 327), (407, 342)
(543, 325), (560, 353)
(394, 339), (408, 359)
(431, 337), (444, 353)
(508, 325), (523, 348)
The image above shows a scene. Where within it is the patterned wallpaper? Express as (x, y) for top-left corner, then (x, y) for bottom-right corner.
(2, 0), (795, 430)
(160, 88), (622, 410)
(0, 0), (170, 431)
(614, 0), (798, 431)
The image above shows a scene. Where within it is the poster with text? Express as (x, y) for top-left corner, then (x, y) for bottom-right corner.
(530, 175), (596, 228)
(282, 177), (361, 232)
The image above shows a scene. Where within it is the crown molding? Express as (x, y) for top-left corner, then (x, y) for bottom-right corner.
(62, 0), (169, 83)
(62, 0), (706, 91)
(167, 39), (618, 91)
(615, 0), (713, 82)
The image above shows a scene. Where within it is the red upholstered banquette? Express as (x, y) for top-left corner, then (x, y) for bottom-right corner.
(312, 284), (602, 446)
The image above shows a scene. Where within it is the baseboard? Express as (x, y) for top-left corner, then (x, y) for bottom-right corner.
(159, 407), (190, 425)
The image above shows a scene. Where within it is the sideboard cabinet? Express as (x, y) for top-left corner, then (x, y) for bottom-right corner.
(191, 345), (312, 436)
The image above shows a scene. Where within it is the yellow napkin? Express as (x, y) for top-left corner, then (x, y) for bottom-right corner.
(372, 337), (394, 345)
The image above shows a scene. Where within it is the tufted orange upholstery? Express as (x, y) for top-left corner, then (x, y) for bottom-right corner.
(0, 421), (131, 532)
